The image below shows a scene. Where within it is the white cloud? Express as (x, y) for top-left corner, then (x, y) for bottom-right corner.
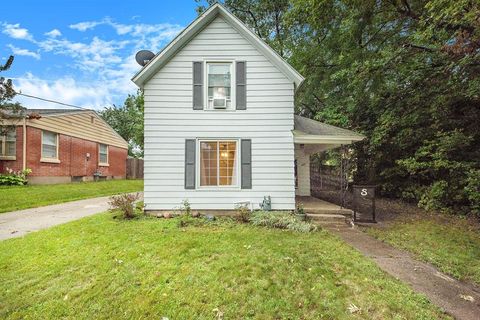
(7, 44), (40, 60)
(44, 29), (61, 38)
(4, 17), (184, 110)
(13, 73), (113, 109)
(37, 36), (129, 72)
(69, 19), (106, 32)
(2, 22), (34, 41)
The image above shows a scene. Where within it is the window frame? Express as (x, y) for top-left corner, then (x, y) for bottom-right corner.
(204, 60), (236, 111)
(196, 138), (240, 189)
(0, 128), (17, 160)
(40, 130), (60, 163)
(98, 143), (109, 166)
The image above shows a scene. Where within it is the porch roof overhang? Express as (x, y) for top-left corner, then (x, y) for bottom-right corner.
(293, 115), (365, 145)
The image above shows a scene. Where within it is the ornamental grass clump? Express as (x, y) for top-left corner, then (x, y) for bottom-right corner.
(250, 211), (317, 233)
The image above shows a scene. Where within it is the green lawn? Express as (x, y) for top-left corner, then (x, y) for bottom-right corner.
(366, 216), (480, 286)
(0, 180), (143, 213)
(0, 214), (448, 319)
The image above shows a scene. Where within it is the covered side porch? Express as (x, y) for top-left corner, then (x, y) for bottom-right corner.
(293, 115), (365, 216)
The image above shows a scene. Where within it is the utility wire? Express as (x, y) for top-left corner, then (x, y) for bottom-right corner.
(15, 92), (93, 110)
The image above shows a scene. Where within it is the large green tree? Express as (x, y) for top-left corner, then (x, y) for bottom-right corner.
(100, 91), (144, 158)
(197, 0), (480, 214)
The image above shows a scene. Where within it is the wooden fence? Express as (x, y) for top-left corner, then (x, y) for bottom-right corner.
(126, 158), (144, 179)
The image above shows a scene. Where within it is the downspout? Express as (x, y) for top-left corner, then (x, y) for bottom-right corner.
(22, 117), (27, 170)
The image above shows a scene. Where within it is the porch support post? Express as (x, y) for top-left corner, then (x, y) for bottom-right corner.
(295, 145), (311, 196)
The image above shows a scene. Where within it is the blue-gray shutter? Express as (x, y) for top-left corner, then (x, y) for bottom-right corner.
(236, 61), (246, 110)
(241, 139), (252, 189)
(185, 139), (196, 189)
(193, 62), (203, 110)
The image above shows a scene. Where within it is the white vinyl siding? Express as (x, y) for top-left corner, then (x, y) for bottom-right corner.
(143, 16), (295, 210)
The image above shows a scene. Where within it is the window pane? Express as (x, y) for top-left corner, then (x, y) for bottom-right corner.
(219, 141), (237, 186)
(208, 64), (230, 74)
(42, 131), (57, 146)
(6, 142), (15, 156)
(100, 153), (108, 163)
(100, 144), (107, 154)
(200, 142), (218, 186)
(42, 144), (57, 158)
(207, 63), (232, 109)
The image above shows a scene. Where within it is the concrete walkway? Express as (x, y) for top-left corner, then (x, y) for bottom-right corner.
(324, 223), (480, 320)
(0, 193), (143, 241)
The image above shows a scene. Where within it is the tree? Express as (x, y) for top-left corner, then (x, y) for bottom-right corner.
(100, 91), (144, 158)
(0, 55), (24, 134)
(198, 0), (480, 215)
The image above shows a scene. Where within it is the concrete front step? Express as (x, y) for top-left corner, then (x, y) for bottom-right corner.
(306, 213), (351, 223)
(305, 208), (353, 216)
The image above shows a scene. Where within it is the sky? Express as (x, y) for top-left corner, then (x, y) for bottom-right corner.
(1, 0), (201, 110)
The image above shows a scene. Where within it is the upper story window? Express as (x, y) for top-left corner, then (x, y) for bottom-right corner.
(0, 128), (16, 159)
(207, 62), (232, 110)
(41, 130), (59, 161)
(99, 144), (109, 166)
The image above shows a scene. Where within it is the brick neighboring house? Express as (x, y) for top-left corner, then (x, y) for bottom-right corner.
(0, 109), (128, 184)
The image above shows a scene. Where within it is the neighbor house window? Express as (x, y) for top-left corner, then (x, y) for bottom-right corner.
(41, 130), (58, 160)
(0, 128), (16, 158)
(207, 62), (232, 110)
(99, 144), (108, 165)
(199, 140), (237, 186)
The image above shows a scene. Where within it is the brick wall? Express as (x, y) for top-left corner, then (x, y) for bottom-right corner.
(0, 126), (127, 180)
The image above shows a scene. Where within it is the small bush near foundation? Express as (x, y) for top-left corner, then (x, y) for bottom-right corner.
(0, 168), (32, 186)
(235, 204), (251, 223)
(109, 193), (140, 219)
(250, 211), (317, 233)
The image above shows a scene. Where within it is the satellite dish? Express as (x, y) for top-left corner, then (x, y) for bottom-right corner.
(135, 50), (155, 66)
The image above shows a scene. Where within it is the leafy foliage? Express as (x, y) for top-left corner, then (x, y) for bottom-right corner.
(100, 91), (144, 157)
(206, 0), (480, 214)
(0, 168), (32, 186)
(0, 55), (24, 134)
(250, 211), (317, 232)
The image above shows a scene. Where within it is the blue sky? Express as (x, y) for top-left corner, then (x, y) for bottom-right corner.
(1, 0), (202, 109)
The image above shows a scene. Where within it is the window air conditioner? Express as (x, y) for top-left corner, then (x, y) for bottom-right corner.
(213, 98), (227, 109)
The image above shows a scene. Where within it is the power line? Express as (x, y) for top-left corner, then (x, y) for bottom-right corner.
(15, 92), (93, 110)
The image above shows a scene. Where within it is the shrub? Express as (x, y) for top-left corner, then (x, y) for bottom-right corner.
(180, 199), (192, 216)
(109, 193), (140, 219)
(0, 167), (32, 186)
(250, 211), (317, 233)
(235, 203), (251, 223)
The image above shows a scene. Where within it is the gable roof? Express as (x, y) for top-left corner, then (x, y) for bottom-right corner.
(25, 108), (129, 149)
(293, 115), (365, 144)
(132, 3), (304, 89)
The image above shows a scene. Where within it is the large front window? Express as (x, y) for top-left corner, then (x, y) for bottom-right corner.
(0, 128), (16, 158)
(200, 140), (237, 186)
(207, 62), (232, 109)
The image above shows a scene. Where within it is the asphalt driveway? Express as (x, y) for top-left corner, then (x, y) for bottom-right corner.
(0, 192), (143, 241)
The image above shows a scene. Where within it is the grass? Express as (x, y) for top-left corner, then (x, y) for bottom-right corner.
(366, 216), (480, 286)
(0, 213), (448, 319)
(0, 179), (143, 213)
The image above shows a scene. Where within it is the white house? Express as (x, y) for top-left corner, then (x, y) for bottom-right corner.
(132, 3), (364, 213)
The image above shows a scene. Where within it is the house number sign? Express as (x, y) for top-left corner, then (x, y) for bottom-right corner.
(353, 185), (376, 223)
